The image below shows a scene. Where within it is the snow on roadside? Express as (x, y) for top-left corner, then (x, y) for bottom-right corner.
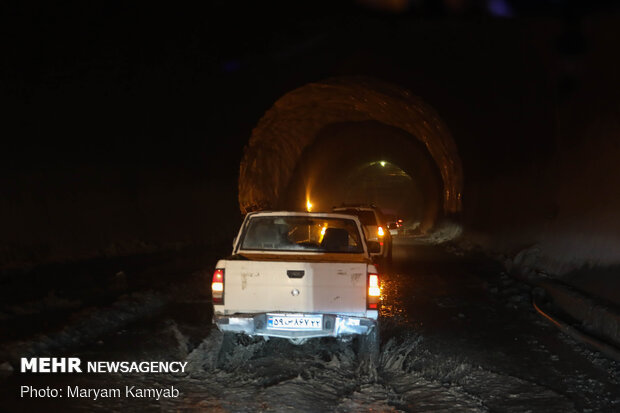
(0, 290), (82, 320)
(0, 291), (166, 366)
(416, 221), (463, 245)
(0, 267), (211, 369)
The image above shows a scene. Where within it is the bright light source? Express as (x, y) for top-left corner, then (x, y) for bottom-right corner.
(369, 286), (380, 296)
(319, 225), (327, 243)
(212, 269), (225, 303)
(377, 226), (385, 237)
(380, 161), (386, 167)
(306, 200), (313, 212)
(213, 269), (224, 281)
(368, 274), (381, 297)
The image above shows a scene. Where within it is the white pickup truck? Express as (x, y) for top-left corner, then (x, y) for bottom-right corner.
(211, 211), (381, 353)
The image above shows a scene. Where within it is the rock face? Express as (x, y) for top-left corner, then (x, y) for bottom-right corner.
(238, 77), (463, 215)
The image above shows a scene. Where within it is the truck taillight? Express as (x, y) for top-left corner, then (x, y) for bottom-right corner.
(368, 274), (380, 296)
(212, 269), (224, 304)
(367, 273), (381, 309)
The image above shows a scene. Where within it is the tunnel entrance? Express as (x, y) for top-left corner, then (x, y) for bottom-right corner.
(281, 121), (443, 232)
(239, 76), (463, 233)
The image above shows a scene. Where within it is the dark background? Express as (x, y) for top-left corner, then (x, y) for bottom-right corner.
(2, 1), (620, 298)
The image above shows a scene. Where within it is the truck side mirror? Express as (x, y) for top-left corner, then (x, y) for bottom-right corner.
(367, 241), (381, 254)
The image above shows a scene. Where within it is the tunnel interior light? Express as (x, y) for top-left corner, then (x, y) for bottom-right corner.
(377, 226), (385, 237)
(306, 200), (313, 212)
(380, 161), (386, 167)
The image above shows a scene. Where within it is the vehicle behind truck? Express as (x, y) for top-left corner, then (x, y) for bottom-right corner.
(211, 211), (381, 355)
(332, 205), (392, 263)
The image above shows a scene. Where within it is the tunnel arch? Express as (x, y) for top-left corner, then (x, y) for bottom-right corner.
(239, 76), (463, 223)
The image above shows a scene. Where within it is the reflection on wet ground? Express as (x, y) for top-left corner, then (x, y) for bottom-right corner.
(1, 239), (618, 412)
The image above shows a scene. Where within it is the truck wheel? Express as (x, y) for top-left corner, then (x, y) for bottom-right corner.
(357, 326), (380, 366)
(216, 333), (266, 369)
(185, 328), (224, 373)
(216, 332), (237, 368)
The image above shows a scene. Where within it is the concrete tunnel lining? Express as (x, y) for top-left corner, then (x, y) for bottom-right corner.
(238, 76), (463, 217)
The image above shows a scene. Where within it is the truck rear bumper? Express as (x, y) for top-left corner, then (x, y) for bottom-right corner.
(213, 312), (378, 339)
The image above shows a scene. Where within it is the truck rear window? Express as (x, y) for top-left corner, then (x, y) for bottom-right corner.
(240, 216), (364, 253)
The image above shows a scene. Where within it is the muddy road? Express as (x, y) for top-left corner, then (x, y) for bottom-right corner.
(1, 239), (618, 412)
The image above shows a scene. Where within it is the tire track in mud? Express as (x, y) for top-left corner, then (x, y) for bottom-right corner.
(379, 336), (576, 413)
(0, 309), (597, 412)
(155, 328), (572, 412)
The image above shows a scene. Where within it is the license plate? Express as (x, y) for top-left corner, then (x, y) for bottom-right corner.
(267, 314), (323, 330)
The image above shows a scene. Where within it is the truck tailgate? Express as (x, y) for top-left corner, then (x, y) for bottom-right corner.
(224, 260), (368, 315)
